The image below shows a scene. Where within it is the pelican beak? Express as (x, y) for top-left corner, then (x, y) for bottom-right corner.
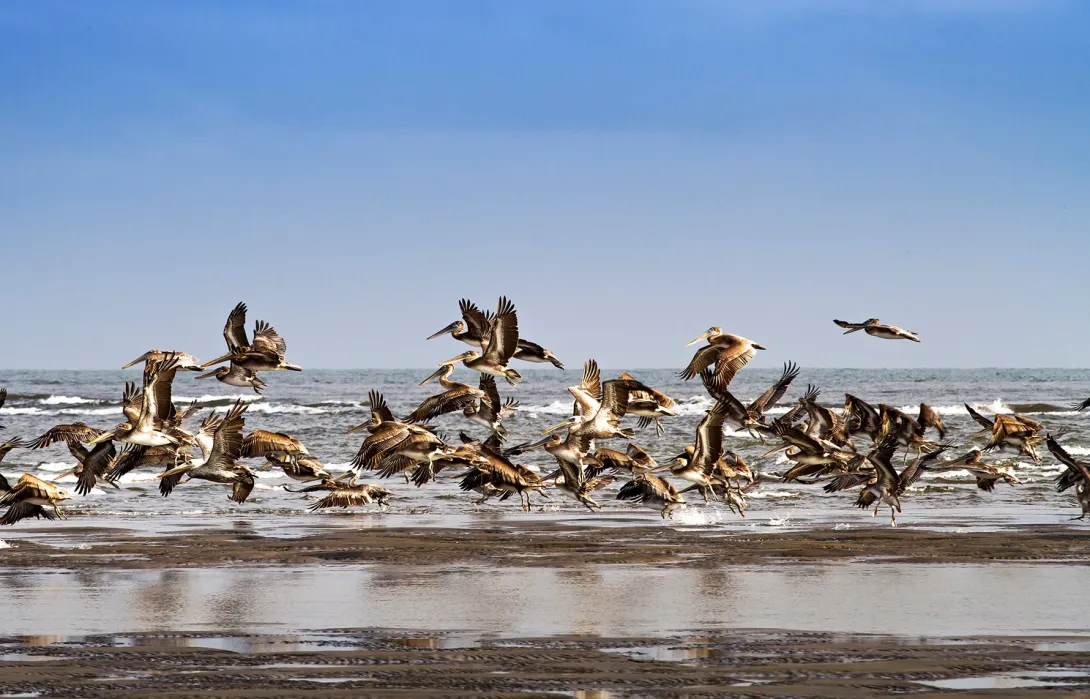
(685, 331), (712, 347)
(540, 420), (572, 436)
(199, 352), (233, 369)
(156, 462), (195, 479)
(842, 328), (862, 335)
(519, 435), (555, 451)
(426, 321), (460, 341)
(87, 430), (116, 445)
(195, 370), (218, 380)
(344, 421), (372, 434)
(439, 352), (471, 367)
(120, 353), (149, 370)
(753, 343), (767, 350)
(418, 367), (446, 386)
(284, 363), (303, 371)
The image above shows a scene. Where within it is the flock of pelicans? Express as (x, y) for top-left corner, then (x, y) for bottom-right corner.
(1, 300), (1089, 527)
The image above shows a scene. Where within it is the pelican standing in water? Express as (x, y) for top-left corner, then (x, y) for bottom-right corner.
(438, 297), (522, 386)
(679, 328), (765, 383)
(833, 319), (920, 342)
(201, 302), (302, 373)
(0, 474), (71, 525)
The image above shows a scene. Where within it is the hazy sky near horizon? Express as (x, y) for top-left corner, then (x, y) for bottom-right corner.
(2, 0), (1087, 370)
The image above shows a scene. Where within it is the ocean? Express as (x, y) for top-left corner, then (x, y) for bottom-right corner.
(2, 367), (1089, 530)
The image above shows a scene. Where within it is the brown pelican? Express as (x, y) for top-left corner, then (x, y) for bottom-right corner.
(844, 394), (882, 442)
(616, 372), (676, 436)
(266, 453), (331, 482)
(242, 429), (308, 460)
(1046, 435), (1090, 520)
(616, 473), (685, 519)
(103, 443), (186, 495)
(463, 374), (518, 439)
(156, 400), (255, 503)
(984, 413), (1045, 462)
(439, 297), (522, 386)
(351, 418), (450, 480)
(771, 421), (857, 483)
(428, 298), (564, 369)
(591, 443), (657, 476)
(410, 436), (488, 488)
(301, 478), (391, 511)
(26, 423), (104, 449)
(195, 363), (266, 394)
(666, 401), (731, 503)
(122, 350), (202, 371)
(798, 387), (852, 447)
(833, 319), (920, 342)
(825, 439), (946, 526)
(701, 362), (799, 436)
(543, 368), (661, 442)
(201, 302), (302, 373)
(877, 404), (947, 461)
(459, 439), (547, 511)
(0, 474), (71, 525)
(679, 328), (765, 383)
(345, 390), (396, 435)
(90, 356), (194, 448)
(932, 449), (1020, 491)
(53, 441), (119, 496)
(553, 473), (614, 511)
(405, 363), (489, 424)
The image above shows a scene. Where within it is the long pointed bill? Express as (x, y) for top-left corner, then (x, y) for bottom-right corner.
(418, 367), (447, 386)
(156, 463), (194, 479)
(426, 322), (460, 341)
(685, 331), (712, 347)
(199, 352), (233, 369)
(195, 370), (218, 380)
(344, 421), (372, 434)
(439, 353), (471, 367)
(519, 435), (556, 451)
(842, 327), (863, 334)
(87, 430), (116, 446)
(120, 353), (149, 370)
(753, 343), (767, 350)
(540, 420), (573, 436)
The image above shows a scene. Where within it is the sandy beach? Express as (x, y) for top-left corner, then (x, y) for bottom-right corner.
(2, 519), (1090, 696)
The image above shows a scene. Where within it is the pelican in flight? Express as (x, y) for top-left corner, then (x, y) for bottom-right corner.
(201, 302), (302, 373)
(345, 390), (397, 435)
(459, 438), (547, 512)
(542, 362), (663, 442)
(825, 439), (946, 526)
(54, 441), (119, 496)
(0, 474), (71, 525)
(122, 350), (202, 372)
(616, 473), (685, 519)
(26, 423), (104, 450)
(195, 363), (266, 394)
(931, 449), (1020, 491)
(405, 363), (490, 424)
(553, 473), (615, 511)
(298, 477), (392, 511)
(666, 401), (731, 503)
(679, 328), (765, 383)
(0, 438), (23, 466)
(90, 355), (193, 448)
(617, 372), (676, 436)
(439, 297), (522, 386)
(428, 298), (564, 369)
(833, 319), (920, 342)
(157, 400), (255, 503)
(1046, 435), (1090, 520)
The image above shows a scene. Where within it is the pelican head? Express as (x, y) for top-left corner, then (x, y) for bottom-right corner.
(195, 367), (227, 380)
(418, 365), (453, 386)
(87, 426), (124, 445)
(541, 415), (582, 436)
(439, 350), (478, 366)
(685, 327), (722, 347)
(427, 320), (465, 341)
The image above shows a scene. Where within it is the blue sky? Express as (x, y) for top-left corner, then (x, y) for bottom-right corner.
(1, 0), (1087, 369)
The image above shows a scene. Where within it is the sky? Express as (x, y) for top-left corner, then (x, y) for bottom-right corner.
(1, 0), (1087, 369)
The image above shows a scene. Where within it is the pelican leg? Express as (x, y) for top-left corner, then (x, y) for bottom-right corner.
(655, 419), (665, 438)
(890, 507), (897, 527)
(872, 506), (879, 517)
(54, 505), (67, 520)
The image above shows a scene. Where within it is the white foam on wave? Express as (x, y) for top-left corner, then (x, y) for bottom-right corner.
(54, 406), (122, 416)
(0, 407), (44, 415)
(34, 461), (75, 473)
(39, 395), (100, 405)
(1064, 446), (1090, 456)
(174, 394), (265, 404)
(244, 403), (343, 415)
(0, 540), (13, 549)
(116, 472), (160, 484)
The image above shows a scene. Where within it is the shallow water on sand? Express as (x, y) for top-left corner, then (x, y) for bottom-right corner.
(2, 562), (1089, 638)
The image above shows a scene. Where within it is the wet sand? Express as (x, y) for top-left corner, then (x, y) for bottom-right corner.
(1, 629), (1089, 697)
(3, 522), (1090, 696)
(2, 520), (1090, 569)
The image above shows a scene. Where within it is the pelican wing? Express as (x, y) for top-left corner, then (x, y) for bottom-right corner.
(482, 296), (519, 364)
(368, 390), (395, 424)
(141, 355), (180, 424)
(459, 299), (491, 341)
(833, 319), (866, 330)
(251, 320), (287, 360)
(352, 425), (412, 469)
(692, 402), (729, 471)
(1072, 396), (1090, 412)
(309, 488), (372, 511)
(104, 444), (149, 481)
(229, 470), (255, 503)
(748, 361), (799, 415)
(823, 471), (874, 493)
(0, 502), (58, 526)
(917, 403), (946, 439)
(404, 389), (477, 424)
(713, 336), (758, 384)
(773, 422), (826, 455)
(0, 438), (23, 465)
(242, 430), (307, 458)
(74, 441), (116, 497)
(617, 474), (679, 504)
(27, 423), (103, 449)
(1013, 414), (1044, 433)
(122, 382), (143, 423)
(619, 372), (676, 410)
(223, 302), (249, 352)
(698, 368), (748, 426)
(868, 439), (900, 492)
(679, 345), (722, 381)
(1046, 435), (1090, 492)
(580, 360), (602, 403)
(601, 379), (654, 420)
(208, 400), (248, 466)
(585, 475), (615, 493)
(964, 403), (994, 430)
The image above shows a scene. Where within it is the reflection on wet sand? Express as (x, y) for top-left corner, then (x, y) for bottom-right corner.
(1, 562), (1089, 638)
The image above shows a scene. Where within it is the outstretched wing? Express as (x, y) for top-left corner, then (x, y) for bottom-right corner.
(748, 361), (800, 415)
(482, 297), (519, 364)
(224, 302), (249, 351)
(251, 320), (287, 359)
